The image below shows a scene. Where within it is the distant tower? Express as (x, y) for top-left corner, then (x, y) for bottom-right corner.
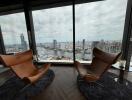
(82, 39), (85, 50)
(20, 34), (27, 51)
(53, 40), (57, 49)
(53, 40), (58, 57)
(82, 39), (86, 60)
(92, 41), (100, 49)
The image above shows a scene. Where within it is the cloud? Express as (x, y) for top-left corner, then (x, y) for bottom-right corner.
(0, 0), (128, 44)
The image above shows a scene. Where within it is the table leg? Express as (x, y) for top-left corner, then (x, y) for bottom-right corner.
(119, 69), (124, 84)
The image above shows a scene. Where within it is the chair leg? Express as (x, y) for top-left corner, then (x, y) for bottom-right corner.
(77, 75), (85, 82)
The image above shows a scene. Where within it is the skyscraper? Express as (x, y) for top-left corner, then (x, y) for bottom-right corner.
(53, 40), (57, 49)
(20, 33), (27, 51)
(53, 39), (58, 57)
(82, 39), (85, 50)
(82, 39), (86, 60)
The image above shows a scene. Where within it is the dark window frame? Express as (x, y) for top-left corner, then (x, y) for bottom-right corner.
(122, 0), (132, 70)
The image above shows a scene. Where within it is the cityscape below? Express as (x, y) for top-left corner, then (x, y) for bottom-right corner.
(5, 34), (122, 61)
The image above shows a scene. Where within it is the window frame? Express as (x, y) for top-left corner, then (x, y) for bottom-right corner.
(0, 0), (131, 68)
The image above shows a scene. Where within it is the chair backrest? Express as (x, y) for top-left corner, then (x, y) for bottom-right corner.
(0, 50), (37, 79)
(90, 48), (121, 77)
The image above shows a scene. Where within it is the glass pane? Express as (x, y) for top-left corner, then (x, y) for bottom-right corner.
(33, 6), (73, 62)
(0, 13), (29, 53)
(75, 0), (128, 62)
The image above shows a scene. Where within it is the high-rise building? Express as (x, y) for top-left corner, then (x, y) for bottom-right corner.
(53, 40), (58, 57)
(20, 33), (27, 51)
(81, 39), (85, 60)
(92, 41), (100, 49)
(82, 39), (85, 50)
(53, 40), (57, 49)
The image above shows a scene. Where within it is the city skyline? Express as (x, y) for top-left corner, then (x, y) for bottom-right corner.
(4, 37), (122, 46)
(4, 33), (122, 61)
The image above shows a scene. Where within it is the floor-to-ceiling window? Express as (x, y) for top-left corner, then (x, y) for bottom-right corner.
(0, 0), (129, 64)
(0, 12), (29, 53)
(32, 6), (73, 62)
(75, 0), (128, 62)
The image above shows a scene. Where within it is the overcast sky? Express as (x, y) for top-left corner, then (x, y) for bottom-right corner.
(0, 0), (128, 45)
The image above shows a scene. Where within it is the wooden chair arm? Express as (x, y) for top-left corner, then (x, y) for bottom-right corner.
(23, 63), (51, 84)
(74, 61), (91, 76)
(38, 63), (51, 72)
(83, 74), (99, 82)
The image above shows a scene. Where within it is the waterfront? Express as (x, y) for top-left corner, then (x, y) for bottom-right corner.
(5, 39), (122, 61)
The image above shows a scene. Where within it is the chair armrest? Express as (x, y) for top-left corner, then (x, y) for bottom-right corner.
(74, 61), (89, 76)
(23, 63), (51, 84)
(74, 61), (84, 73)
(38, 63), (51, 72)
(83, 74), (99, 82)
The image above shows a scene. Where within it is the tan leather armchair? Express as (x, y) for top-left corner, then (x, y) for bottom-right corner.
(74, 47), (121, 83)
(0, 50), (51, 84)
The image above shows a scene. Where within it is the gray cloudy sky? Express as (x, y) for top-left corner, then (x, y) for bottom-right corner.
(0, 0), (128, 45)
